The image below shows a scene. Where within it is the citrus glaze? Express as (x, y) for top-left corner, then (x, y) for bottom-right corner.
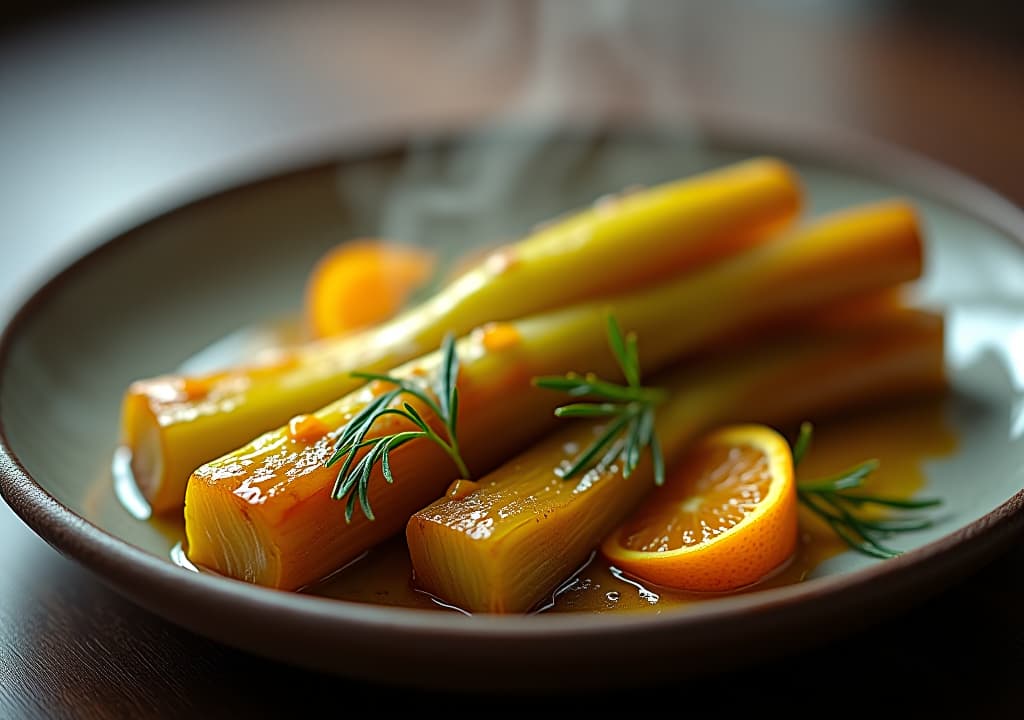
(99, 396), (954, 613)
(309, 397), (955, 613)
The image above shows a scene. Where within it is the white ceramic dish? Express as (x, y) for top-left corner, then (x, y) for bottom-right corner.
(2, 126), (1022, 689)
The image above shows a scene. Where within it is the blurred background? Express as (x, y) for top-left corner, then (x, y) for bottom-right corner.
(0, 0), (1021, 313)
(1, 0), (1022, 715)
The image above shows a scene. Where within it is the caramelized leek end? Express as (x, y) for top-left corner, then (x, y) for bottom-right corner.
(184, 200), (923, 591)
(407, 311), (945, 614)
(126, 157), (801, 513)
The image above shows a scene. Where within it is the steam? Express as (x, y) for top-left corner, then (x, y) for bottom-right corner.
(337, 1), (706, 274)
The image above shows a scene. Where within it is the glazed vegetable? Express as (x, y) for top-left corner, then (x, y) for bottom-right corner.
(184, 200), (923, 589)
(123, 157), (801, 513)
(408, 311), (944, 613)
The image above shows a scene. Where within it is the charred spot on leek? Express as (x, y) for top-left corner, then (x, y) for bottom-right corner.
(534, 315), (667, 485)
(325, 333), (468, 523)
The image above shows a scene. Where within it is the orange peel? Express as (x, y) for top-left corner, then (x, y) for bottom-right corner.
(602, 424), (798, 592)
(305, 239), (435, 338)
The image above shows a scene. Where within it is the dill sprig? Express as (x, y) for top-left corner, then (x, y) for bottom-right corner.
(533, 315), (667, 485)
(793, 422), (941, 559)
(325, 333), (468, 523)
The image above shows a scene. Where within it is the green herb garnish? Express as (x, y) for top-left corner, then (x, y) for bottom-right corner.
(534, 315), (667, 485)
(326, 333), (468, 523)
(793, 422), (941, 558)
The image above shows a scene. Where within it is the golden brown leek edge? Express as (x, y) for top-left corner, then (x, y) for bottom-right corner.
(126, 157), (801, 512)
(184, 199), (924, 590)
(407, 311), (945, 613)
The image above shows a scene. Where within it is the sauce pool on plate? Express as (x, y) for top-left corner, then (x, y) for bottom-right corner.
(95, 328), (956, 615)
(255, 398), (956, 613)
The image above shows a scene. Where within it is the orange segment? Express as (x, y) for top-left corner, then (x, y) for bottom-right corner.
(305, 240), (435, 338)
(602, 424), (798, 592)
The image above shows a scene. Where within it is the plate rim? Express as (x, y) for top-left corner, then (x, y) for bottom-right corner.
(2, 117), (1024, 682)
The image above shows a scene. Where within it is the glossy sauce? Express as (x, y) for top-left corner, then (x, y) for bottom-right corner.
(308, 397), (956, 613)
(104, 396), (955, 614)
(287, 414), (331, 444)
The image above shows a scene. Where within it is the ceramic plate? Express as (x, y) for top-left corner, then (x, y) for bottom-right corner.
(2, 125), (1023, 690)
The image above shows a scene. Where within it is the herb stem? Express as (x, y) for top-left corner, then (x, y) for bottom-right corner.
(326, 333), (468, 522)
(535, 315), (667, 486)
(443, 431), (471, 480)
(793, 422), (941, 559)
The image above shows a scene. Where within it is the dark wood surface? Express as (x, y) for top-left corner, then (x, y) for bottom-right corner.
(2, 2), (1023, 716)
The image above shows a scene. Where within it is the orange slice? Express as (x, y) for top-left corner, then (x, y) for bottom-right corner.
(305, 240), (435, 339)
(601, 424), (798, 592)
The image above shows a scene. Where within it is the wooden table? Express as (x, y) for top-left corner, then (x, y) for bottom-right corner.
(2, 3), (1022, 715)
